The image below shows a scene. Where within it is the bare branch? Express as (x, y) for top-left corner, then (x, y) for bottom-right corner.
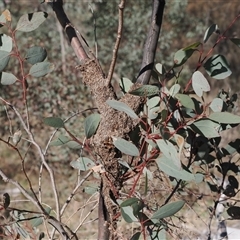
(48, 0), (89, 62)
(0, 98), (61, 222)
(106, 0), (125, 86)
(136, 0), (165, 85)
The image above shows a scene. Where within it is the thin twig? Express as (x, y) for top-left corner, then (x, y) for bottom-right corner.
(0, 168), (41, 212)
(88, 3), (98, 58)
(0, 138), (46, 214)
(74, 200), (99, 234)
(60, 170), (93, 216)
(68, 194), (98, 223)
(4, 106), (13, 136)
(106, 0), (125, 86)
(0, 101), (61, 221)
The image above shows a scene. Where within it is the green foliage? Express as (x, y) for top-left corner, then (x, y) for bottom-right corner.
(15, 12), (48, 32)
(151, 200), (185, 220)
(70, 157), (95, 171)
(43, 117), (64, 128)
(113, 13), (240, 239)
(84, 113), (101, 138)
(112, 137), (139, 156)
(107, 100), (139, 119)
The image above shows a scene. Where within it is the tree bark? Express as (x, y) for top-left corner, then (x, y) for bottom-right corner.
(137, 0), (165, 85)
(49, 1), (165, 239)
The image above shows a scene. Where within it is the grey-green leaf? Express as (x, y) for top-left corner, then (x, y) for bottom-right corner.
(112, 137), (139, 156)
(130, 232), (141, 240)
(106, 100), (139, 119)
(70, 157), (95, 171)
(204, 54), (232, 80)
(230, 38), (240, 48)
(203, 24), (218, 43)
(0, 34), (12, 52)
(0, 51), (10, 71)
(120, 198), (139, 207)
(84, 113), (101, 138)
(156, 156), (194, 181)
(50, 135), (70, 146)
(175, 93), (195, 110)
(209, 112), (240, 124)
(192, 71), (210, 97)
(29, 62), (54, 77)
(189, 119), (220, 138)
(209, 98), (225, 112)
(119, 77), (133, 93)
(151, 200), (185, 219)
(146, 96), (160, 109)
(43, 117), (64, 128)
(25, 46), (47, 65)
(173, 48), (195, 67)
(66, 141), (82, 149)
(0, 72), (17, 85)
(169, 84), (180, 97)
(31, 207), (51, 228)
(120, 206), (138, 223)
(129, 85), (159, 97)
(156, 139), (181, 169)
(16, 12), (48, 32)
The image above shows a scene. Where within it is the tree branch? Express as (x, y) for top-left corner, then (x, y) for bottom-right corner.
(136, 0), (165, 85)
(48, 0), (89, 62)
(106, 0), (125, 86)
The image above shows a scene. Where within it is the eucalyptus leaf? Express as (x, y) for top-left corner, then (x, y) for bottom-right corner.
(25, 46), (47, 65)
(66, 141), (82, 149)
(151, 200), (185, 219)
(129, 85), (159, 97)
(50, 135), (70, 146)
(70, 157), (95, 171)
(0, 51), (10, 71)
(175, 93), (195, 110)
(230, 38), (240, 48)
(189, 119), (220, 138)
(16, 12), (48, 32)
(203, 24), (218, 43)
(0, 34), (12, 52)
(120, 206), (138, 223)
(29, 61), (54, 77)
(112, 137), (139, 156)
(84, 113), (101, 138)
(130, 232), (141, 240)
(209, 98), (225, 112)
(156, 139), (181, 169)
(169, 84), (180, 97)
(146, 96), (160, 108)
(120, 198), (139, 207)
(173, 48), (195, 67)
(106, 100), (139, 119)
(209, 112), (240, 124)
(119, 77), (133, 93)
(43, 117), (64, 128)
(155, 63), (166, 75)
(192, 71), (210, 97)
(0, 72), (17, 85)
(156, 156), (194, 181)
